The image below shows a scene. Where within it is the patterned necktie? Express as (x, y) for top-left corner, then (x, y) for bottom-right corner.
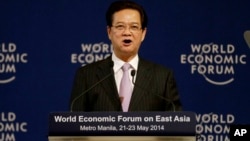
(119, 63), (132, 112)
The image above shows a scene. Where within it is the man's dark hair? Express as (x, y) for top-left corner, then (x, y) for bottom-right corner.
(106, 0), (148, 30)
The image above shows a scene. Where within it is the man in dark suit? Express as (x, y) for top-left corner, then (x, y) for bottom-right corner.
(70, 0), (182, 112)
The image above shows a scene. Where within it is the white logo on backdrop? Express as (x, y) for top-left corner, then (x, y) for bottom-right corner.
(71, 42), (113, 66)
(196, 113), (234, 141)
(0, 43), (28, 84)
(0, 112), (28, 140)
(180, 43), (247, 85)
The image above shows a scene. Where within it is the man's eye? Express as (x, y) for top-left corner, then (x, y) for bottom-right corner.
(131, 26), (139, 30)
(116, 25), (125, 29)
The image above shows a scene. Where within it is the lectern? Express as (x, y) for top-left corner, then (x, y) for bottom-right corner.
(48, 111), (196, 141)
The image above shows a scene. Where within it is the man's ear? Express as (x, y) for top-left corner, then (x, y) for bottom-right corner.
(107, 26), (112, 40)
(141, 28), (147, 42)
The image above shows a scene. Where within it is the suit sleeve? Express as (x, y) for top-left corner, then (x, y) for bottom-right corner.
(69, 68), (87, 111)
(166, 70), (182, 111)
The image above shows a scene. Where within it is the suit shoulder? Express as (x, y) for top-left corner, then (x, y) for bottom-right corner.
(77, 57), (110, 72)
(140, 58), (173, 73)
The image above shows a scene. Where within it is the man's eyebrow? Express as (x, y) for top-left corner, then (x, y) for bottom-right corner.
(114, 22), (140, 25)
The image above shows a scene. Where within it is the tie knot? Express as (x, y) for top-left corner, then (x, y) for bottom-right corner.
(122, 63), (130, 71)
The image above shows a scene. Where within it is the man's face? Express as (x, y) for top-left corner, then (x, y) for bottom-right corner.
(107, 9), (147, 61)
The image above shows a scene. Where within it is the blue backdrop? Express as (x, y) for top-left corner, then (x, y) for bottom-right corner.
(1, 0), (250, 140)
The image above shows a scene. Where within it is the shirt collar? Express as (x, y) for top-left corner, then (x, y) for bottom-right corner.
(112, 53), (139, 73)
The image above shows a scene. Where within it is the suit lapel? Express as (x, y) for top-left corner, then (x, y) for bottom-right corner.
(129, 58), (153, 111)
(96, 57), (122, 110)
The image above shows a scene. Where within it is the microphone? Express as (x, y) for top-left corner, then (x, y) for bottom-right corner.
(130, 70), (176, 111)
(70, 61), (114, 111)
(131, 69), (136, 84)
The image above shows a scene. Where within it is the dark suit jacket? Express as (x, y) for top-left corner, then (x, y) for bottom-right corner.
(70, 56), (182, 111)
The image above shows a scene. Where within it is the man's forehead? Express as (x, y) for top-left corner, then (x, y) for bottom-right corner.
(112, 9), (141, 24)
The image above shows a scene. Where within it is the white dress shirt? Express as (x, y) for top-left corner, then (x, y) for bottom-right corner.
(112, 53), (139, 93)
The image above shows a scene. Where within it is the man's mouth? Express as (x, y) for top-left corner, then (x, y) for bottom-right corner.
(123, 39), (132, 44)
